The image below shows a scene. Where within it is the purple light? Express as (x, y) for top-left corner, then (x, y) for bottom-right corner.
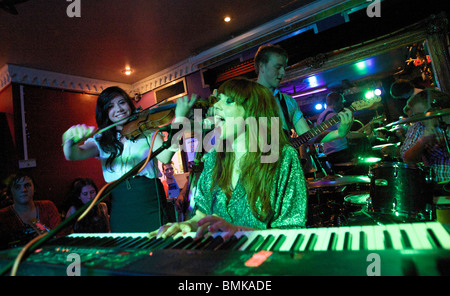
(292, 88), (328, 99)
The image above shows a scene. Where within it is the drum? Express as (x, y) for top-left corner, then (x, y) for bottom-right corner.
(368, 162), (433, 220)
(434, 196), (450, 224)
(306, 176), (370, 227)
(344, 193), (370, 212)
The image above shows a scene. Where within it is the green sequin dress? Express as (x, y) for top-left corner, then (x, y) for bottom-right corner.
(194, 145), (307, 229)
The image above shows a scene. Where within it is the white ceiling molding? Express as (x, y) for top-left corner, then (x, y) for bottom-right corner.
(0, 64), (132, 95)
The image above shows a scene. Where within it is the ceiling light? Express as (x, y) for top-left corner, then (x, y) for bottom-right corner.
(224, 16), (231, 22)
(122, 66), (133, 75)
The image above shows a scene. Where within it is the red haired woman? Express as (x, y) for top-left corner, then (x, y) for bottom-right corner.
(150, 77), (307, 240)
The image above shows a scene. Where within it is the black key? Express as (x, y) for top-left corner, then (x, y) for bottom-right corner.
(270, 235), (286, 252)
(230, 235), (249, 250)
(243, 235), (264, 251)
(383, 230), (393, 249)
(129, 237), (152, 248)
(137, 237), (159, 249)
(304, 234), (317, 251)
(327, 232), (337, 251)
(359, 231), (367, 250)
(115, 237), (137, 248)
(216, 236), (238, 250)
(152, 237), (176, 250)
(427, 229), (442, 249)
(161, 237), (184, 249)
(400, 230), (412, 249)
(204, 236), (225, 250)
(171, 237), (193, 249)
(145, 237), (165, 249)
(191, 236), (214, 250)
(119, 237), (143, 249)
(74, 237), (97, 246)
(343, 232), (351, 250)
(257, 235), (275, 251)
(290, 234), (304, 252)
(105, 237), (129, 248)
(84, 237), (114, 248)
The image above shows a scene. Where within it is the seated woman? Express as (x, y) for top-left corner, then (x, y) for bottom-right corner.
(149, 77), (307, 241)
(65, 178), (110, 233)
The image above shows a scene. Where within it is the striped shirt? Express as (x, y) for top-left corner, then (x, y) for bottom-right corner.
(400, 121), (450, 182)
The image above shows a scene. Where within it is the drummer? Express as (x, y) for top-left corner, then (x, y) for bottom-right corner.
(316, 92), (354, 167)
(400, 89), (450, 186)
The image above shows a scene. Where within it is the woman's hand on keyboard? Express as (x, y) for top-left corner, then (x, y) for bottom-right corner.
(148, 221), (195, 239)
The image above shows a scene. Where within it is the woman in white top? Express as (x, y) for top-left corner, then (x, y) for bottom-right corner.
(62, 86), (196, 232)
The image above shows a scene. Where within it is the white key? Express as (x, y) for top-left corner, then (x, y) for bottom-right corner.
(334, 226), (351, 251)
(236, 230), (263, 250)
(410, 223), (434, 249)
(397, 223), (425, 249)
(361, 225), (376, 250)
(348, 226), (362, 250)
(313, 227), (332, 251)
(425, 222), (450, 249)
(277, 229), (305, 252)
(298, 228), (316, 251)
(384, 224), (406, 250)
(371, 225), (387, 250)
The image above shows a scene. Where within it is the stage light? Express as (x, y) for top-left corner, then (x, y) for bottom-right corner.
(315, 103), (323, 110)
(374, 88), (382, 96)
(292, 87), (328, 98)
(365, 91), (374, 99)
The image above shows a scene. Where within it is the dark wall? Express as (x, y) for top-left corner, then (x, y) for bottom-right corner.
(9, 84), (106, 212)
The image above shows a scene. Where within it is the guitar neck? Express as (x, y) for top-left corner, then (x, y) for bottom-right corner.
(290, 106), (356, 149)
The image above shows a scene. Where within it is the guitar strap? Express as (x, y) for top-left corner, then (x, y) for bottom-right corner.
(277, 92), (295, 137)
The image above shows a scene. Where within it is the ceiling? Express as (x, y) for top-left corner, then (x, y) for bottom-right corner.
(0, 0), (448, 96)
(0, 0), (319, 84)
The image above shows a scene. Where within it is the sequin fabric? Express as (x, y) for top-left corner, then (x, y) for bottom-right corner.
(194, 145), (307, 229)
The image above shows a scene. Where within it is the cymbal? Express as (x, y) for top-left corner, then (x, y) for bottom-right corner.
(386, 108), (450, 127)
(307, 175), (370, 188)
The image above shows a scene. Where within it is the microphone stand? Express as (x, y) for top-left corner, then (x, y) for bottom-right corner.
(0, 130), (176, 276)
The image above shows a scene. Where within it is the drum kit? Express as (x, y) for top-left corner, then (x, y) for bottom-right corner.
(305, 108), (450, 228)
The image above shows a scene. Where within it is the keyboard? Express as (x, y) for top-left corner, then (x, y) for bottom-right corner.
(0, 222), (449, 276)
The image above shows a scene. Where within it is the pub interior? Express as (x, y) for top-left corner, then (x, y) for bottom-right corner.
(0, 0), (450, 276)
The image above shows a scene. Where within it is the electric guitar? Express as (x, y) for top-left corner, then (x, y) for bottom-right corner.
(289, 96), (382, 149)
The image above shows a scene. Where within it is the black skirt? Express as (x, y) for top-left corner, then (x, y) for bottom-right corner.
(109, 176), (171, 232)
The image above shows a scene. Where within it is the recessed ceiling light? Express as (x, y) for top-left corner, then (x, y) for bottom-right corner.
(224, 16), (231, 22)
(122, 66), (133, 75)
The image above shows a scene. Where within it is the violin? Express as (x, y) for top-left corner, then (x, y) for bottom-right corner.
(121, 96), (215, 141)
(68, 95), (216, 145)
